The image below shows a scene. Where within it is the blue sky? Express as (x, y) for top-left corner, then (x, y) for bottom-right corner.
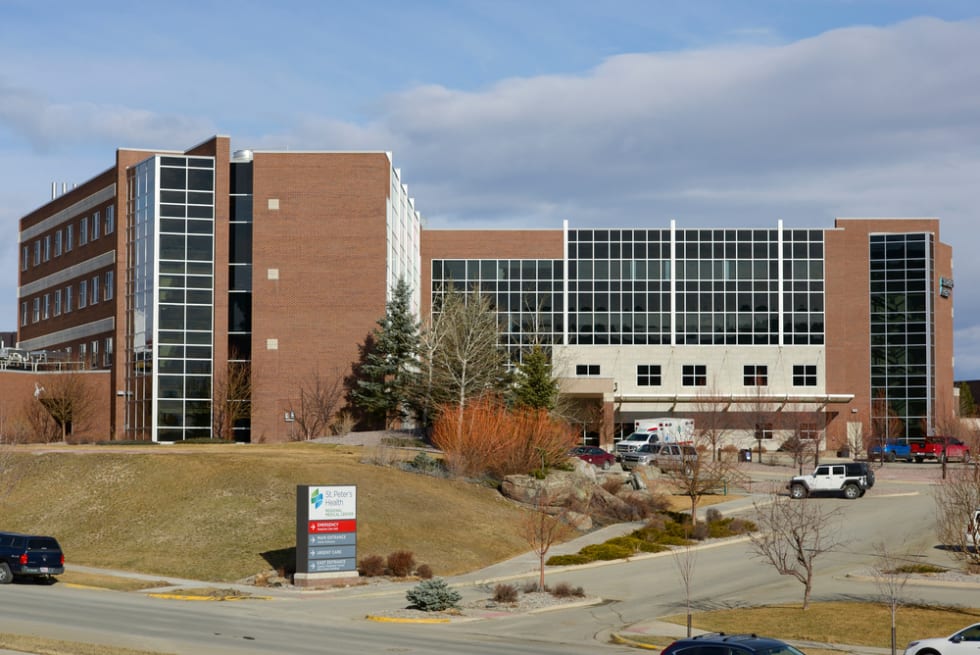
(2, 1), (980, 375)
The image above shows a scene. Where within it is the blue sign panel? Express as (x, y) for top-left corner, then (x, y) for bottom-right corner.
(308, 546), (357, 560)
(309, 532), (356, 546)
(308, 558), (358, 573)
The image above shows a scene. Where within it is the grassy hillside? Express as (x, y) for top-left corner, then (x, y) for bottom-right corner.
(0, 442), (531, 582)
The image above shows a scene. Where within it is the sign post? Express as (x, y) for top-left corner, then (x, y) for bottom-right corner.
(295, 485), (358, 587)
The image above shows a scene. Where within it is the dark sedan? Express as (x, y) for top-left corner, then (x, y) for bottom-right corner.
(569, 446), (616, 469)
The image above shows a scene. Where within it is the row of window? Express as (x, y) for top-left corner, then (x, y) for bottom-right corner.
(21, 272), (114, 326)
(575, 363), (819, 387)
(21, 207), (116, 272)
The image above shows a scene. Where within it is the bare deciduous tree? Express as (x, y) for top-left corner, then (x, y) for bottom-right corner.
(691, 385), (731, 462)
(519, 493), (575, 592)
(933, 466), (980, 565)
(661, 433), (739, 527)
(749, 493), (844, 609)
(871, 390), (905, 466)
(871, 541), (913, 655)
(289, 368), (345, 440)
(740, 384), (778, 464)
(672, 542), (698, 637)
(33, 371), (99, 442)
(212, 359), (251, 441)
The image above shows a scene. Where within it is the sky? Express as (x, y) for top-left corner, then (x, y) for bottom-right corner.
(2, 1), (979, 375)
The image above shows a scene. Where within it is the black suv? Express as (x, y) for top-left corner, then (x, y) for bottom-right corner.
(661, 633), (808, 655)
(0, 532), (65, 583)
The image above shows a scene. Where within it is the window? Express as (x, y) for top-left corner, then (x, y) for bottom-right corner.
(33, 241), (41, 266)
(91, 275), (99, 304)
(744, 365), (768, 386)
(576, 364), (600, 376)
(79, 342), (86, 362)
(91, 340), (99, 367)
(92, 211), (100, 240)
(65, 286), (73, 313)
(104, 337), (113, 367)
(79, 280), (87, 308)
(79, 217), (88, 246)
(105, 205), (115, 234)
(54, 289), (62, 316)
(32, 297), (40, 323)
(20, 302), (27, 327)
(66, 224), (73, 251)
(800, 423), (819, 440)
(682, 364), (707, 386)
(793, 365), (817, 386)
(755, 422), (775, 440)
(42, 293), (50, 320)
(21, 246), (27, 271)
(637, 364), (662, 386)
(43, 235), (51, 262)
(104, 270), (114, 301)
(55, 230), (62, 256)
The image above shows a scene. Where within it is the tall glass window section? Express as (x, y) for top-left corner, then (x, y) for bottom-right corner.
(228, 160), (253, 442)
(869, 233), (934, 439)
(126, 155), (215, 442)
(431, 259), (564, 360)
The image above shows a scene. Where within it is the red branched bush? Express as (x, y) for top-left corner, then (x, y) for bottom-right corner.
(431, 396), (578, 478)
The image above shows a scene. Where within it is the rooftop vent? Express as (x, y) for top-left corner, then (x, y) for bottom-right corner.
(232, 149), (254, 163)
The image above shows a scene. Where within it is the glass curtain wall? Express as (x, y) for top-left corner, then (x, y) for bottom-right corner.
(869, 233), (934, 438)
(228, 160), (253, 441)
(125, 155), (216, 441)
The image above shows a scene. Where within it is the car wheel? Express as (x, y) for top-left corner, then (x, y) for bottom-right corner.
(790, 484), (807, 499)
(915, 456), (924, 463)
(886, 452), (896, 463)
(0, 563), (12, 584)
(913, 649), (940, 655)
(601, 460), (611, 470)
(940, 453), (948, 464)
(964, 452), (972, 464)
(843, 484), (861, 499)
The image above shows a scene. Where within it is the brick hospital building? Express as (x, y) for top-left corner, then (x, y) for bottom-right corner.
(12, 135), (954, 449)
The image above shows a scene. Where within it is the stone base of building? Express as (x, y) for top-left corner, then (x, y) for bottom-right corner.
(293, 571), (361, 588)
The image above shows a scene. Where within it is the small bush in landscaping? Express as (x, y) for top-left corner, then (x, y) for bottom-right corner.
(521, 580), (546, 593)
(358, 554), (385, 577)
(550, 581), (585, 598)
(546, 553), (591, 566)
(416, 563), (433, 579)
(493, 583), (519, 603)
(892, 563), (947, 574)
(580, 542), (634, 561)
(408, 452), (443, 474)
(705, 507), (723, 524)
(387, 550), (416, 577)
(405, 578), (461, 612)
(691, 521), (710, 540)
(601, 477), (625, 494)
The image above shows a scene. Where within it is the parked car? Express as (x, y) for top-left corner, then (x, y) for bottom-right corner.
(569, 446), (616, 470)
(662, 632), (808, 655)
(905, 623), (980, 655)
(0, 532), (65, 583)
(620, 443), (662, 470)
(868, 440), (913, 462)
(910, 437), (971, 463)
(655, 443), (699, 473)
(787, 462), (874, 499)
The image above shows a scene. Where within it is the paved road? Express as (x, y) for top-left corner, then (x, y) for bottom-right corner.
(0, 459), (974, 654)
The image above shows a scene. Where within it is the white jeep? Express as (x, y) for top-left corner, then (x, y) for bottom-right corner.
(787, 463), (873, 500)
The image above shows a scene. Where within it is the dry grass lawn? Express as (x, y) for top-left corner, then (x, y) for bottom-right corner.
(0, 442), (533, 582)
(659, 601), (980, 648)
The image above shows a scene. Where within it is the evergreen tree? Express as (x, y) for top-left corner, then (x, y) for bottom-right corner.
(512, 344), (559, 410)
(351, 278), (420, 428)
(960, 381), (976, 417)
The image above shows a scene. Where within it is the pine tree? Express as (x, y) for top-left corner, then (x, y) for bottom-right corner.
(960, 381), (976, 417)
(351, 278), (420, 429)
(513, 344), (559, 410)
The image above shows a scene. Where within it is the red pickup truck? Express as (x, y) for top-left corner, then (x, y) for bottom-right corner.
(909, 437), (971, 463)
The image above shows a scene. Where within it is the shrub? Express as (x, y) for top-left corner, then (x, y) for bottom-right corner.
(705, 507), (723, 524)
(406, 578), (462, 612)
(493, 583), (519, 603)
(358, 554), (385, 577)
(329, 410), (355, 436)
(546, 553), (591, 566)
(521, 580), (546, 593)
(550, 582), (585, 598)
(691, 522), (710, 540)
(409, 452), (442, 474)
(601, 477), (624, 494)
(416, 563), (433, 579)
(580, 543), (633, 561)
(387, 550), (416, 577)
